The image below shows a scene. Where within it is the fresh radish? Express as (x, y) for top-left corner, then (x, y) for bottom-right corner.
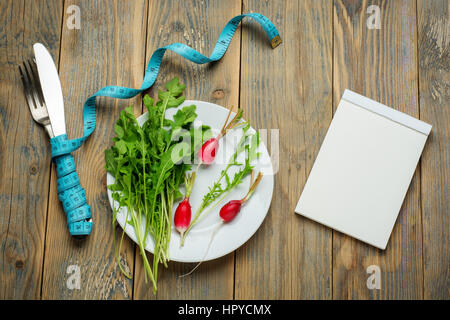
(219, 200), (242, 222)
(219, 172), (263, 222)
(174, 172), (196, 237)
(198, 106), (243, 165)
(198, 137), (219, 164)
(179, 172), (263, 277)
(174, 198), (191, 236)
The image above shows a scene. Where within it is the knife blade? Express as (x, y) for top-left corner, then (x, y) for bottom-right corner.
(33, 43), (66, 137)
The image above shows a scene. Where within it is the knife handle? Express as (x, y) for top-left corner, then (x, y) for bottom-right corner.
(50, 135), (92, 237)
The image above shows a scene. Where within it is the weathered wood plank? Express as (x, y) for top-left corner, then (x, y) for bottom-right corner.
(235, 0), (333, 299)
(133, 0), (241, 300)
(41, 0), (147, 299)
(0, 0), (63, 299)
(417, 0), (449, 300)
(332, 0), (423, 299)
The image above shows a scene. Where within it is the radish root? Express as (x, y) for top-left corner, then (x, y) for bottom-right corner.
(178, 221), (223, 278)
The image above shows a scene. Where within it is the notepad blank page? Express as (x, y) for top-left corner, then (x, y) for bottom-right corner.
(295, 99), (428, 249)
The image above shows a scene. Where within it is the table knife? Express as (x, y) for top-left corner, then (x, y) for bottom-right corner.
(34, 43), (92, 238)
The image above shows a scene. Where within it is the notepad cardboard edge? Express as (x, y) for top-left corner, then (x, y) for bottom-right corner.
(342, 89), (432, 135)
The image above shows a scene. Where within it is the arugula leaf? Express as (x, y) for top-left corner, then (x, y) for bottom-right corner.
(143, 94), (154, 111)
(157, 77), (186, 127)
(172, 105), (197, 129)
(114, 124), (124, 138)
(115, 139), (127, 155)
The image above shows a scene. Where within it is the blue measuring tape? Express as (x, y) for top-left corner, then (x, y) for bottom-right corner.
(49, 13), (281, 237)
(51, 135), (93, 237)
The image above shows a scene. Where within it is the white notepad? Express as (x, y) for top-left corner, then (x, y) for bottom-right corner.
(295, 90), (431, 249)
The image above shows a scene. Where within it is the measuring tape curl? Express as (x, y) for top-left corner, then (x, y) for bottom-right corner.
(49, 13), (281, 236)
(53, 13), (281, 154)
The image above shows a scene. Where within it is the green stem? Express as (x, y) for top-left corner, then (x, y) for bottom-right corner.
(130, 178), (156, 290)
(115, 207), (132, 279)
(111, 159), (132, 279)
(160, 96), (170, 128)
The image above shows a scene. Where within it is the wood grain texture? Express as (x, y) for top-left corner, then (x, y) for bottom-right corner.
(0, 0), (63, 299)
(41, 0), (147, 299)
(235, 0), (333, 299)
(417, 0), (449, 300)
(133, 0), (242, 300)
(332, 0), (423, 299)
(0, 0), (448, 300)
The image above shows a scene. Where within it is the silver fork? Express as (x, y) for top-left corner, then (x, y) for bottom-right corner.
(18, 59), (54, 138)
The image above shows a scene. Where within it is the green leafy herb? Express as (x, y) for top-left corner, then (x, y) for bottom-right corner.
(105, 78), (210, 293)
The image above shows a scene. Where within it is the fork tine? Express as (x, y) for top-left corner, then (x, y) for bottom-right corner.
(18, 63), (38, 112)
(23, 59), (43, 110)
(27, 59), (46, 106)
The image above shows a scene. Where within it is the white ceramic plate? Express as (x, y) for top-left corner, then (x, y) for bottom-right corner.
(106, 100), (274, 262)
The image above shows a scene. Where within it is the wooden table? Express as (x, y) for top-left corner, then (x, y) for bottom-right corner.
(0, 0), (448, 300)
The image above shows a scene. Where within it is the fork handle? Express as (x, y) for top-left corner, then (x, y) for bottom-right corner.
(50, 135), (93, 237)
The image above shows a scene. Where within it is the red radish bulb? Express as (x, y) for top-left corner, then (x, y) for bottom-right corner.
(219, 172), (263, 223)
(219, 200), (243, 222)
(198, 137), (219, 164)
(175, 172), (196, 238)
(197, 107), (243, 165)
(174, 198), (191, 236)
